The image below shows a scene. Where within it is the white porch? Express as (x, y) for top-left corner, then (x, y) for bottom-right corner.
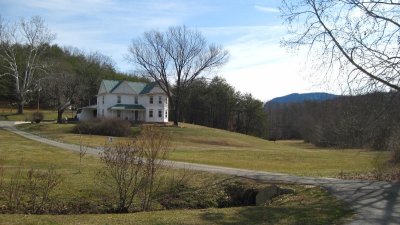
(108, 104), (146, 122)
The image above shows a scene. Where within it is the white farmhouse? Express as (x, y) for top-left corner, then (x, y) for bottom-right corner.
(77, 80), (169, 123)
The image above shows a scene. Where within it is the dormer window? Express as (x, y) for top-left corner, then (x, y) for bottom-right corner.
(134, 96), (138, 104)
(149, 96), (153, 104)
(102, 96), (104, 104)
(117, 96), (121, 103)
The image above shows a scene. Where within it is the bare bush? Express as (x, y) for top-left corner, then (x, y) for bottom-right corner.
(99, 142), (145, 213)
(137, 125), (172, 211)
(78, 131), (88, 174)
(6, 161), (24, 212)
(99, 126), (172, 212)
(25, 166), (63, 214)
(1, 161), (63, 214)
(30, 112), (44, 123)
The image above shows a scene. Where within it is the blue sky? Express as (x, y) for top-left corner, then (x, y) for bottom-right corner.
(0, 0), (332, 101)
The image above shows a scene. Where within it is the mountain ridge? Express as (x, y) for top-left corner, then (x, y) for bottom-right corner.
(265, 92), (339, 107)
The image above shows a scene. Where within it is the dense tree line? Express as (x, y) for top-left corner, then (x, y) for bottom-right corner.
(177, 77), (267, 138)
(0, 44), (147, 122)
(266, 92), (400, 150)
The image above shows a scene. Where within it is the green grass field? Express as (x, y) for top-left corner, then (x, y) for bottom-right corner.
(0, 129), (353, 225)
(0, 107), (75, 121)
(17, 122), (387, 177)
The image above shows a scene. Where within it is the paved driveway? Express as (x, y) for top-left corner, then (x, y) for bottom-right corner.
(1, 121), (399, 224)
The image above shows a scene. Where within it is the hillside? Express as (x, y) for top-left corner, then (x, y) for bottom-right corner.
(17, 122), (384, 177)
(265, 92), (338, 108)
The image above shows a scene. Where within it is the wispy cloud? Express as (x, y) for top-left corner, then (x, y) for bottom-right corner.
(0, 0), (333, 100)
(254, 5), (279, 13)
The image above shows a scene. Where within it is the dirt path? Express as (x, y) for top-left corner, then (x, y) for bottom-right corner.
(1, 121), (399, 225)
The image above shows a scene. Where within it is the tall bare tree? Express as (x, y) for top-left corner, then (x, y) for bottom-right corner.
(281, 0), (400, 93)
(0, 16), (55, 113)
(43, 72), (80, 123)
(128, 26), (229, 126)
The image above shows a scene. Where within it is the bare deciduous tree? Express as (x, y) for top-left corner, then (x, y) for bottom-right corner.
(43, 72), (80, 123)
(0, 16), (55, 113)
(128, 26), (229, 126)
(281, 0), (400, 93)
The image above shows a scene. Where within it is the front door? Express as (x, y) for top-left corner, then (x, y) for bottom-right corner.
(135, 111), (138, 121)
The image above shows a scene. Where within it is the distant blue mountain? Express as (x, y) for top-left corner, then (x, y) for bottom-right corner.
(266, 92), (339, 106)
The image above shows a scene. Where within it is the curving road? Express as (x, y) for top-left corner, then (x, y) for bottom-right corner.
(1, 121), (399, 225)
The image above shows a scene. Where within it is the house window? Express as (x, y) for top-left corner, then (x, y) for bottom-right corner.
(165, 97), (168, 104)
(102, 96), (104, 104)
(102, 109), (104, 117)
(149, 109), (153, 118)
(165, 110), (168, 118)
(117, 96), (121, 103)
(134, 96), (138, 104)
(158, 109), (162, 118)
(117, 110), (121, 118)
(158, 96), (162, 104)
(149, 96), (153, 104)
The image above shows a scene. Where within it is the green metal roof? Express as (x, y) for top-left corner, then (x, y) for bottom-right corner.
(102, 80), (121, 92)
(139, 82), (156, 94)
(101, 80), (155, 94)
(109, 104), (145, 110)
(109, 80), (124, 93)
(128, 82), (148, 94)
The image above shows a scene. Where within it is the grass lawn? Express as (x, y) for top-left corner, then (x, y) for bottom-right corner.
(0, 201), (352, 225)
(0, 107), (75, 121)
(16, 122), (387, 177)
(0, 128), (353, 225)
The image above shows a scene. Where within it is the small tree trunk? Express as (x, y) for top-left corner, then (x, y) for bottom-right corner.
(16, 97), (26, 115)
(17, 103), (24, 114)
(57, 109), (64, 124)
(173, 87), (180, 126)
(173, 99), (180, 126)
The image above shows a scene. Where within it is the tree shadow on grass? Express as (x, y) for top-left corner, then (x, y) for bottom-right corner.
(199, 205), (353, 225)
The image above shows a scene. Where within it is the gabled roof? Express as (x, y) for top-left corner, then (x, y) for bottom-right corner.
(100, 80), (156, 94)
(139, 82), (156, 94)
(103, 80), (121, 93)
(128, 82), (148, 94)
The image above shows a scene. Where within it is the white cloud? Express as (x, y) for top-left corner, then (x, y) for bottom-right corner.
(221, 42), (314, 101)
(214, 25), (336, 101)
(1, 0), (337, 101)
(254, 5), (279, 13)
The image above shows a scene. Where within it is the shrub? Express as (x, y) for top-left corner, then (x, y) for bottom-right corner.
(30, 112), (44, 123)
(158, 183), (222, 209)
(73, 119), (132, 137)
(99, 142), (145, 213)
(1, 164), (63, 214)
